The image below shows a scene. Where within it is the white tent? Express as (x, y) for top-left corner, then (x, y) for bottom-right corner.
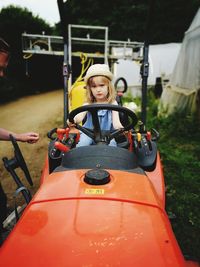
(159, 8), (200, 116)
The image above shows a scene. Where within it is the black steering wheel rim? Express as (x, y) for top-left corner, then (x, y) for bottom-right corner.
(10, 134), (33, 186)
(68, 104), (138, 144)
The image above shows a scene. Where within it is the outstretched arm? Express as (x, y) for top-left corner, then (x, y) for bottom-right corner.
(0, 128), (39, 143)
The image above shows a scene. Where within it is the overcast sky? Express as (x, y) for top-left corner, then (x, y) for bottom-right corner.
(0, 0), (61, 26)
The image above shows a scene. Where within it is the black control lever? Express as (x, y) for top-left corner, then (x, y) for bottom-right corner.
(2, 158), (32, 204)
(2, 135), (33, 203)
(47, 127), (58, 140)
(151, 128), (160, 141)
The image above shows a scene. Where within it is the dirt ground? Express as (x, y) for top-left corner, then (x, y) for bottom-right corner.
(0, 90), (63, 208)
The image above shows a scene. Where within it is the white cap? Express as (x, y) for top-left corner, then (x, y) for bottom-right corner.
(84, 64), (113, 84)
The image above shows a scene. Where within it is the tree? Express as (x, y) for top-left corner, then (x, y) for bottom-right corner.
(0, 5), (53, 79)
(0, 6), (63, 102)
(55, 0), (199, 44)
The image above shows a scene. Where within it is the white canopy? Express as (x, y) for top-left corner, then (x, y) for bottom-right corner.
(159, 8), (200, 115)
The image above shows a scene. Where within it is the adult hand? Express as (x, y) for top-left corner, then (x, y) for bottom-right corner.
(15, 132), (39, 144)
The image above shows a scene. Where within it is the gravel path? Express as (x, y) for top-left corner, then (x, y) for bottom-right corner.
(0, 90), (63, 207)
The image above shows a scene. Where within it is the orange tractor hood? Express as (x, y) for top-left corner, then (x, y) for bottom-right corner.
(0, 170), (185, 266)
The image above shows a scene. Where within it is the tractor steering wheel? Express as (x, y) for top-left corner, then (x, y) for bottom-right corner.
(68, 104), (138, 145)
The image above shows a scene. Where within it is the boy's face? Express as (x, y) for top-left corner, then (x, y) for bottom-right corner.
(0, 52), (9, 77)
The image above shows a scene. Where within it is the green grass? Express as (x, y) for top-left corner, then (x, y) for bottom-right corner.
(156, 115), (200, 261)
(123, 90), (200, 261)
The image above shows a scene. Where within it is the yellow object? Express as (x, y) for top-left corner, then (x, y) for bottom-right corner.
(84, 188), (105, 195)
(23, 53), (33, 59)
(69, 53), (93, 111)
(69, 81), (86, 111)
(137, 133), (141, 142)
(23, 39), (49, 59)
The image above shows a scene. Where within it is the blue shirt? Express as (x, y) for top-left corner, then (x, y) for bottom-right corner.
(83, 110), (114, 131)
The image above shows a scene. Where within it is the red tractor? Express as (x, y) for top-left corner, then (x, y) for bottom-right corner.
(0, 104), (198, 267)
